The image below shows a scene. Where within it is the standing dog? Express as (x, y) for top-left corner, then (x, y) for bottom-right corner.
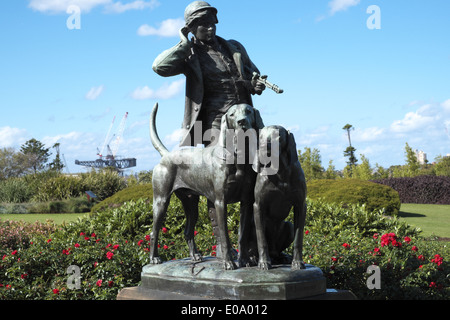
(253, 125), (307, 270)
(149, 103), (264, 270)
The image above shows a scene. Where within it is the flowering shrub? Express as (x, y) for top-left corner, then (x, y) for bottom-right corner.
(1, 198), (448, 300)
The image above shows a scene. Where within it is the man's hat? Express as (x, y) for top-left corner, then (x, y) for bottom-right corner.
(184, 1), (218, 27)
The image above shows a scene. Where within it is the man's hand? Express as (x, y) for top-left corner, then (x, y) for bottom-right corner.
(179, 26), (190, 44)
(251, 73), (267, 95)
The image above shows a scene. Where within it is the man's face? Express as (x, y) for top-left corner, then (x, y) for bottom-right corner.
(191, 13), (217, 43)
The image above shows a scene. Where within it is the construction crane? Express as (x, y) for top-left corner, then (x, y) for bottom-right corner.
(75, 112), (136, 172)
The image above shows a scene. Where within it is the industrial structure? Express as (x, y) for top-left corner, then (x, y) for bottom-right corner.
(75, 112), (137, 172)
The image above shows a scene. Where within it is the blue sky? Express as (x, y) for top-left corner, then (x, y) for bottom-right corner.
(0, 0), (449, 174)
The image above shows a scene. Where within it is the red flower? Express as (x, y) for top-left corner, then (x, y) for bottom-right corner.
(342, 243), (350, 249)
(411, 246), (418, 252)
(91, 233), (96, 238)
(84, 236), (90, 241)
(429, 282), (437, 288)
(80, 232), (85, 236)
(113, 244), (120, 250)
(145, 235), (150, 241)
(47, 239), (52, 243)
(137, 240), (144, 246)
(331, 257), (337, 262)
(21, 273), (28, 279)
(53, 288), (60, 294)
(417, 254), (425, 261)
(373, 233), (379, 240)
(404, 236), (411, 243)
(11, 250), (17, 256)
(431, 254), (443, 266)
(74, 243), (80, 248)
(96, 279), (102, 287)
(194, 231), (199, 236)
(163, 245), (169, 250)
(305, 230), (309, 235)
(162, 227), (168, 234)
(106, 251), (114, 260)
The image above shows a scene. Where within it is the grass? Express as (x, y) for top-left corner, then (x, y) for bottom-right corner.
(1, 203), (448, 239)
(0, 213), (88, 225)
(399, 203), (450, 239)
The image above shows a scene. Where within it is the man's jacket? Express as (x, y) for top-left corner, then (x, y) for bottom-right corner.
(152, 36), (260, 147)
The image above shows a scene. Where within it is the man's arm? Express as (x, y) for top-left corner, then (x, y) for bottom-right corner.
(152, 27), (193, 77)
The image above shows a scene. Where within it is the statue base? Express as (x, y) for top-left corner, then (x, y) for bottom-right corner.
(117, 257), (356, 300)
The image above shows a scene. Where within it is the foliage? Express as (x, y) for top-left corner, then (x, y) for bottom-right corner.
(20, 139), (51, 174)
(372, 175), (450, 205)
(91, 184), (153, 213)
(1, 198), (448, 300)
(78, 169), (127, 201)
(434, 155), (450, 177)
(0, 178), (33, 203)
(307, 179), (401, 216)
(298, 147), (324, 182)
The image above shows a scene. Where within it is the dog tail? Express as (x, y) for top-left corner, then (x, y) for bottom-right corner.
(149, 103), (169, 157)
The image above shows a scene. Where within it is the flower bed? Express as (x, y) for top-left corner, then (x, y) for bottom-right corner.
(1, 199), (448, 300)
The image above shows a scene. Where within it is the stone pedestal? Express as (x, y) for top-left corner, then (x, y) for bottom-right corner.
(117, 257), (355, 300)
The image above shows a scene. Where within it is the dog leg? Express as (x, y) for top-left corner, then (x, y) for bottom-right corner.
(149, 195), (170, 264)
(177, 192), (202, 262)
(253, 202), (272, 270)
(214, 199), (237, 270)
(207, 201), (223, 259)
(291, 202), (306, 270)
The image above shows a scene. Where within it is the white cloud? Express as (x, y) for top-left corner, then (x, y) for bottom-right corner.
(28, 0), (159, 14)
(85, 85), (105, 100)
(131, 79), (185, 100)
(104, 0), (159, 13)
(0, 127), (29, 148)
(390, 106), (436, 133)
(353, 126), (386, 143)
(137, 18), (185, 37)
(28, 0), (111, 13)
(328, 0), (361, 15)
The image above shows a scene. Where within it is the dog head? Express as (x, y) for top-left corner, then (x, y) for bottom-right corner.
(253, 125), (298, 175)
(218, 104), (264, 150)
(223, 104), (264, 131)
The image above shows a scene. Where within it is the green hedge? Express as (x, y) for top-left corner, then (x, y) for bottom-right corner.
(307, 179), (401, 216)
(90, 184), (153, 213)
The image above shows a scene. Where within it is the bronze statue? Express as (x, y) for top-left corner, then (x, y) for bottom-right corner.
(150, 1), (304, 271)
(152, 1), (268, 255)
(149, 103), (264, 270)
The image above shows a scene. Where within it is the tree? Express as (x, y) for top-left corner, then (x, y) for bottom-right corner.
(434, 155), (450, 177)
(404, 142), (420, 177)
(0, 147), (31, 180)
(353, 154), (373, 180)
(48, 143), (64, 172)
(324, 159), (338, 179)
(20, 138), (51, 174)
(298, 147), (324, 181)
(343, 124), (358, 176)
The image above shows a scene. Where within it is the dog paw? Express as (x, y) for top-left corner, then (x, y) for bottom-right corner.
(222, 260), (237, 270)
(258, 261), (272, 270)
(149, 257), (162, 265)
(291, 260), (306, 270)
(191, 253), (203, 262)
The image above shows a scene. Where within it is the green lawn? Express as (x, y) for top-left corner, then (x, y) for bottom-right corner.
(399, 203), (450, 239)
(0, 213), (88, 225)
(1, 204), (449, 239)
